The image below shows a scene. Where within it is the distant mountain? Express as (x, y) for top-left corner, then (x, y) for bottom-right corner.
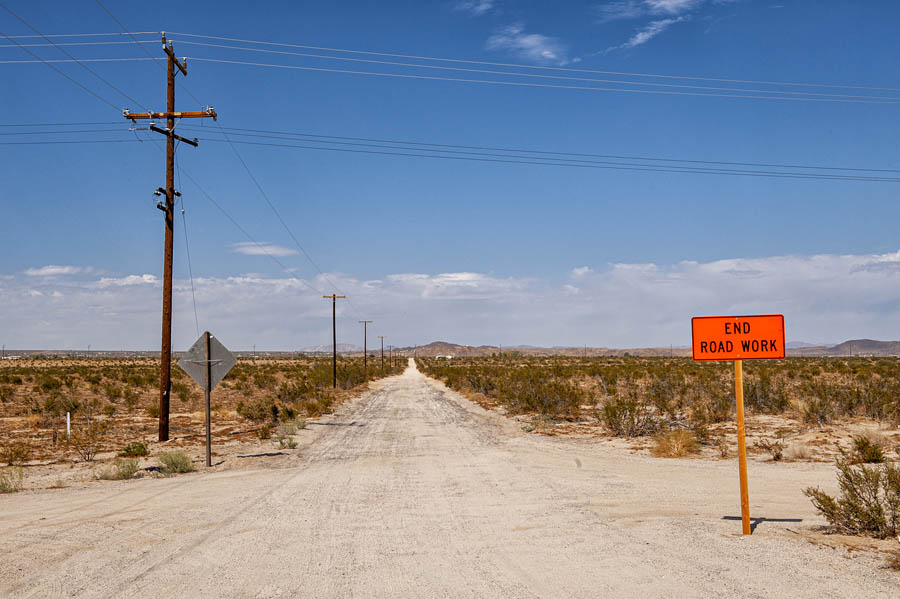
(300, 343), (362, 353)
(786, 341), (823, 349)
(829, 339), (900, 356)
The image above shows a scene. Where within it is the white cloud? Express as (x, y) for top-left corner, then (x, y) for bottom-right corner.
(454, 0), (495, 16)
(596, 1), (647, 22)
(645, 0), (701, 14)
(96, 274), (158, 288)
(596, 0), (729, 49)
(597, 0), (702, 21)
(572, 266), (594, 278)
(230, 242), (299, 257)
(24, 265), (86, 277)
(486, 24), (571, 65)
(6, 249), (900, 349)
(620, 17), (685, 49)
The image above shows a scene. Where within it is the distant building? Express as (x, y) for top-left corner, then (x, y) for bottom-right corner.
(436, 355), (453, 360)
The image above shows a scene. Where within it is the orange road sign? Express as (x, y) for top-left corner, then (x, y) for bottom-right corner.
(691, 314), (785, 361)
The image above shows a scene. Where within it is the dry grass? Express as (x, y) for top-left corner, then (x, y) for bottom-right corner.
(651, 430), (700, 458)
(0, 466), (25, 493)
(0, 356), (401, 466)
(887, 550), (900, 571)
(785, 443), (812, 461)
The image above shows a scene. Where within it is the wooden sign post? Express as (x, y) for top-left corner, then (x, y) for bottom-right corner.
(691, 314), (785, 535)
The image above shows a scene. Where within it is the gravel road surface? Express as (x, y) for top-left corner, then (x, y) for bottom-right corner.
(1, 360), (894, 598)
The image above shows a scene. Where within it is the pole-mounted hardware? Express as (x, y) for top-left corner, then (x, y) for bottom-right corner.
(124, 33), (217, 441)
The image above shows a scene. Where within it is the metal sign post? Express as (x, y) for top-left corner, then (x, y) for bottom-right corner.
(691, 314), (786, 535)
(178, 332), (236, 467)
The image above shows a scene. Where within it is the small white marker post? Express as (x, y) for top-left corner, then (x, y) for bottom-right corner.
(66, 412), (70, 442)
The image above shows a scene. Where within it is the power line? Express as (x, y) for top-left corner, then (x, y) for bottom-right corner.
(1, 31), (157, 38)
(174, 144), (201, 338)
(0, 139), (140, 145)
(212, 122), (357, 307)
(0, 40), (156, 47)
(5, 121), (899, 182)
(0, 128), (125, 135)
(199, 137), (900, 183)
(173, 39), (899, 102)
(92, 3), (207, 108)
(176, 164), (325, 296)
(0, 32), (122, 110)
(0, 2), (148, 110)
(6, 120), (898, 176)
(166, 31), (900, 93)
(186, 57), (900, 105)
(0, 57), (160, 63)
(0, 121), (122, 126)
(180, 124), (900, 175)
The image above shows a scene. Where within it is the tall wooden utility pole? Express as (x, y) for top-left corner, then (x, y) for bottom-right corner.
(378, 336), (386, 373)
(323, 295), (346, 388)
(358, 320), (372, 373)
(124, 33), (216, 441)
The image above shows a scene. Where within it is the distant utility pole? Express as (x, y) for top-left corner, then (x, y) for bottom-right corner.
(124, 33), (217, 442)
(359, 320), (372, 372)
(389, 345), (393, 369)
(323, 295), (346, 388)
(378, 336), (386, 373)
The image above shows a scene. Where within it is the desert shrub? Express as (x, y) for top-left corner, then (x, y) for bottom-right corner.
(119, 441), (149, 457)
(715, 434), (730, 459)
(36, 375), (63, 394)
(102, 403), (117, 418)
(498, 374), (584, 417)
(97, 458), (139, 481)
(71, 420), (108, 462)
(652, 430), (700, 458)
(237, 397), (279, 423)
(849, 435), (886, 464)
(252, 371), (277, 390)
(860, 379), (900, 421)
(744, 374), (790, 414)
(2, 442), (31, 466)
(646, 376), (682, 421)
(280, 421), (298, 436)
(146, 404), (160, 419)
(257, 423), (272, 440)
(756, 437), (785, 461)
(276, 381), (309, 402)
(41, 394), (79, 417)
(0, 384), (13, 402)
(805, 458), (900, 538)
(102, 382), (122, 402)
(278, 436), (298, 449)
(802, 383), (840, 425)
(171, 380), (194, 403)
(159, 451), (193, 474)
(295, 417), (308, 430)
(600, 395), (658, 437)
(0, 467), (24, 493)
(303, 395), (334, 417)
(888, 551), (900, 572)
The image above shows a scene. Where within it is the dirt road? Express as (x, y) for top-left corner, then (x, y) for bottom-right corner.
(1, 360), (893, 598)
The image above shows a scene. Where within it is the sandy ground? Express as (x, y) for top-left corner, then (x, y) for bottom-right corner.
(1, 360), (896, 598)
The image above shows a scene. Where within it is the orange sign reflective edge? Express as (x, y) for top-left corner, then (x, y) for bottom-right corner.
(691, 314), (785, 361)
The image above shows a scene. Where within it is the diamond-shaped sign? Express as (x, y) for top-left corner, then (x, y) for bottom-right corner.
(178, 332), (236, 391)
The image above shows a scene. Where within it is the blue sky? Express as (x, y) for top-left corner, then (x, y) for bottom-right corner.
(2, 0), (900, 350)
